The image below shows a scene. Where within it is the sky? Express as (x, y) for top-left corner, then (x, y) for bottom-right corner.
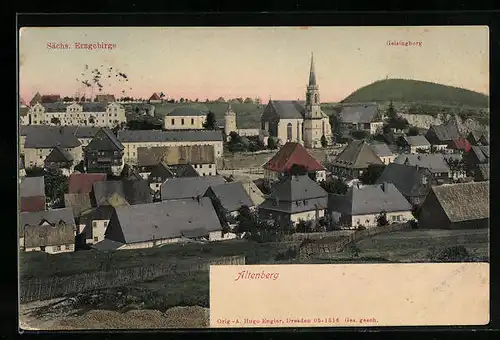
(19, 26), (489, 103)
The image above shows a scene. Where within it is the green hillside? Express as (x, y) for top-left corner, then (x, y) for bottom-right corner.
(342, 79), (489, 108)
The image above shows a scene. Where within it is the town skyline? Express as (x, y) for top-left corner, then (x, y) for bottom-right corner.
(19, 26), (489, 103)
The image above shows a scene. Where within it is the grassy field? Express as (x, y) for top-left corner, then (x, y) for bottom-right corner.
(19, 239), (291, 279)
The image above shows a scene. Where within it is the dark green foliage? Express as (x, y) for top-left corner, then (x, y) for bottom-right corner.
(126, 119), (162, 130)
(407, 126), (420, 136)
(202, 111), (217, 130)
(267, 137), (277, 150)
(341, 79), (489, 108)
(320, 178), (348, 195)
(429, 246), (470, 262)
(376, 211), (389, 227)
(350, 130), (369, 140)
(321, 135), (328, 148)
(74, 160), (85, 173)
(359, 164), (386, 185)
(50, 117), (61, 125)
(25, 167), (68, 208)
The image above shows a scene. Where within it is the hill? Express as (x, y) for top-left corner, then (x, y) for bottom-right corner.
(342, 79), (489, 108)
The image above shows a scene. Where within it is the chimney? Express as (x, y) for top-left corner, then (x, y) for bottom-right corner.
(381, 182), (386, 192)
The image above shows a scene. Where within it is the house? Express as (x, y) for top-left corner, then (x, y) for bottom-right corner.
(330, 140), (384, 179)
(149, 93), (162, 103)
(44, 145), (74, 176)
(399, 135), (431, 154)
(23, 127), (83, 168)
(466, 130), (489, 146)
(102, 198), (231, 250)
(26, 101), (126, 127)
(393, 153), (451, 184)
(84, 128), (125, 176)
(20, 176), (46, 212)
(75, 206), (117, 246)
(136, 144), (216, 177)
(425, 118), (461, 150)
(375, 163), (438, 207)
(164, 107), (208, 130)
(443, 154), (467, 181)
(64, 173), (107, 216)
(260, 54), (332, 148)
(95, 94), (116, 103)
(447, 137), (471, 154)
(475, 163), (490, 181)
(147, 163), (175, 200)
(263, 142), (327, 183)
(20, 207), (76, 253)
(463, 145), (489, 178)
(19, 156), (26, 179)
(204, 182), (255, 229)
(168, 164), (199, 178)
(160, 175), (225, 201)
(328, 182), (414, 229)
(29, 92), (42, 106)
(368, 142), (396, 165)
(339, 103), (384, 135)
(258, 174), (328, 229)
(239, 179), (266, 206)
(418, 181), (489, 229)
(91, 179), (153, 207)
(117, 130), (224, 164)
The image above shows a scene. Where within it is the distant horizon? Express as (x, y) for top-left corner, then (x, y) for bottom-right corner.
(19, 26), (489, 104)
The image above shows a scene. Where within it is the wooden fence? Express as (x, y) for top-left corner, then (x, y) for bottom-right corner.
(20, 255), (245, 304)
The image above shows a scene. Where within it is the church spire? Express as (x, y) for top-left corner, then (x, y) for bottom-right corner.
(308, 52), (316, 86)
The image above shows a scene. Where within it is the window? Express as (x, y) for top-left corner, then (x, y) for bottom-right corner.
(39, 156), (43, 159)
(181, 119), (185, 125)
(286, 123), (293, 141)
(397, 215), (401, 221)
(54, 245), (61, 252)
(414, 197), (420, 204)
(92, 221), (97, 228)
(104, 221), (108, 227)
(208, 164), (212, 168)
(65, 245), (71, 250)
(391, 216), (396, 221)
(94, 237), (99, 242)
(171, 119), (175, 125)
(191, 118), (194, 125)
(203, 173), (206, 176)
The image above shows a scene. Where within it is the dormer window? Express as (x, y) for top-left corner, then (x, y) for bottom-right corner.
(421, 176), (428, 185)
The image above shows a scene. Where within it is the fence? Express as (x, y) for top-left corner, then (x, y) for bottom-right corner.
(282, 230), (355, 241)
(298, 223), (412, 259)
(20, 255), (245, 304)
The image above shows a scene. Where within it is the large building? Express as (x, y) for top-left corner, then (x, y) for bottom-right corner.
(164, 107), (207, 130)
(84, 128), (125, 176)
(260, 53), (332, 148)
(24, 101), (126, 128)
(117, 130), (224, 165)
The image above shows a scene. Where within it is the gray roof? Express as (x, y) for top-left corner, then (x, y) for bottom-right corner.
(107, 198), (222, 243)
(207, 182), (254, 212)
(269, 175), (327, 202)
(404, 135), (431, 147)
(19, 207), (75, 233)
(470, 146), (490, 163)
(340, 104), (379, 124)
(477, 163), (489, 180)
(430, 182), (489, 222)
(345, 182), (413, 215)
(91, 238), (124, 251)
(20, 177), (45, 197)
(168, 106), (207, 117)
(427, 119), (461, 142)
(271, 100), (306, 119)
(86, 128), (124, 151)
(393, 153), (450, 174)
(161, 176), (225, 201)
(376, 163), (435, 197)
(117, 130), (223, 143)
(24, 127), (81, 149)
(92, 180), (153, 206)
(332, 140), (384, 169)
(168, 164), (199, 178)
(40, 102), (69, 112)
(369, 142), (393, 157)
(259, 196), (328, 214)
(45, 146), (74, 162)
(19, 125), (99, 139)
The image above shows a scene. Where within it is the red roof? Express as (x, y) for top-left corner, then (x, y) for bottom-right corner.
(20, 196), (46, 212)
(448, 137), (471, 152)
(149, 93), (161, 100)
(264, 142), (326, 173)
(68, 173), (107, 194)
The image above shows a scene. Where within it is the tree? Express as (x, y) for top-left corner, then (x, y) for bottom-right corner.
(50, 117), (61, 125)
(203, 111), (217, 130)
(134, 107), (140, 114)
(228, 131), (241, 143)
(321, 135), (328, 148)
(267, 137), (277, 150)
(62, 96), (72, 102)
(42, 168), (68, 209)
(25, 166), (45, 178)
(217, 97), (226, 103)
(287, 164), (308, 176)
(319, 178), (348, 195)
(89, 116), (96, 125)
(244, 97), (254, 104)
(74, 160), (85, 173)
(376, 211), (389, 227)
(195, 98), (199, 102)
(387, 100), (397, 120)
(235, 205), (260, 234)
(359, 164), (386, 185)
(296, 219), (313, 233)
(407, 126), (420, 136)
(254, 97), (262, 105)
(180, 98), (185, 103)
(350, 130), (369, 140)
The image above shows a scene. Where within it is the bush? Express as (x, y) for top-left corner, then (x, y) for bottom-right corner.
(429, 246), (470, 262)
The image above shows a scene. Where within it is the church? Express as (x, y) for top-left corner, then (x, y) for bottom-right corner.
(260, 53), (333, 148)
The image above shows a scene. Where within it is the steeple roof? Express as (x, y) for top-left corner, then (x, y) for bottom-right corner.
(308, 52), (316, 86)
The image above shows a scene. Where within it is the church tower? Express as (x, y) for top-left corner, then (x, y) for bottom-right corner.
(224, 103), (237, 141)
(303, 53), (325, 148)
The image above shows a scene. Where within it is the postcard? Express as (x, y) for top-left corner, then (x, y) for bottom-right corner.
(18, 25), (489, 330)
